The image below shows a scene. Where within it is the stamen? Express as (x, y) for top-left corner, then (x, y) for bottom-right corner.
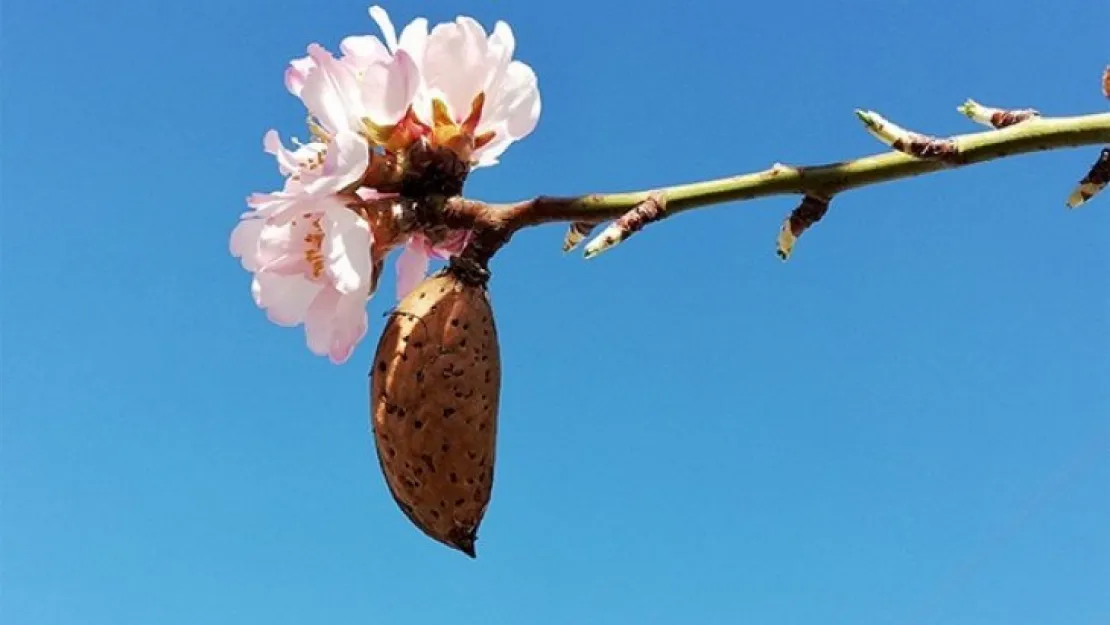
(301, 218), (327, 279)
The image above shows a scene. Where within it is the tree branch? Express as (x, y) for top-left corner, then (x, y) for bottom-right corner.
(437, 111), (1110, 269)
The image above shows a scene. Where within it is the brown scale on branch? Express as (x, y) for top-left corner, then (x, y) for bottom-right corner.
(988, 108), (1041, 129)
(958, 99), (1041, 130)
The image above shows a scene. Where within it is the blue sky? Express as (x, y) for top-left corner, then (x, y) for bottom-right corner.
(2, 1), (1107, 623)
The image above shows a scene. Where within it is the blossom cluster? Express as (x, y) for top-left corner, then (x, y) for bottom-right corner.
(230, 6), (540, 363)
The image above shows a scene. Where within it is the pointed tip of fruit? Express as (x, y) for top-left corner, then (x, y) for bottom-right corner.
(459, 543), (477, 558)
(450, 534), (477, 558)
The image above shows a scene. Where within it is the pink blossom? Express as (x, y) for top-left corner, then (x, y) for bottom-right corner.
(341, 6), (428, 73)
(247, 130), (370, 223)
(231, 196), (373, 364)
(282, 8), (421, 137)
(234, 129), (382, 363)
(416, 14), (541, 167)
(234, 5), (542, 361)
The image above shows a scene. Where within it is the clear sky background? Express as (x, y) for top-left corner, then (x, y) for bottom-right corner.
(3, 1), (1108, 624)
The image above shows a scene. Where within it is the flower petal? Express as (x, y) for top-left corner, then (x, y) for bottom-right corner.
(506, 83), (541, 138)
(471, 129), (512, 168)
(324, 206), (373, 294)
(285, 55), (314, 96)
(263, 129), (323, 176)
(485, 61), (540, 138)
(303, 287), (340, 356)
(229, 217), (264, 271)
(303, 287), (369, 364)
(303, 130), (369, 195)
(301, 44), (363, 134)
(483, 21), (515, 92)
(427, 230), (470, 259)
(340, 34), (389, 70)
(360, 50), (420, 125)
(356, 187), (395, 202)
(395, 241), (430, 301)
(397, 17), (428, 67)
(368, 5), (398, 52)
(252, 273), (321, 327)
(423, 19), (489, 119)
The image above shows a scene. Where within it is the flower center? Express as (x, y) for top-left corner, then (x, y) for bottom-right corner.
(427, 94), (497, 162)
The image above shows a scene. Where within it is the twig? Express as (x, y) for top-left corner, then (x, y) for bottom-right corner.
(433, 111), (1110, 270)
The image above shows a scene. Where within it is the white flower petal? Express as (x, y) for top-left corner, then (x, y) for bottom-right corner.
(303, 287), (368, 364)
(229, 217), (264, 271)
(301, 44), (363, 134)
(247, 190), (302, 222)
(397, 17), (428, 68)
(356, 187), (395, 201)
(506, 83), (541, 138)
(475, 61), (540, 151)
(471, 128), (513, 168)
(457, 15), (487, 41)
(483, 21), (515, 93)
(253, 273), (321, 327)
(423, 20), (488, 118)
(369, 5), (398, 52)
(285, 55), (315, 96)
(256, 216), (311, 269)
(360, 50), (419, 125)
(340, 34), (389, 70)
(394, 242), (430, 301)
(303, 131), (369, 195)
(303, 287), (340, 356)
(262, 129), (321, 176)
(324, 207), (372, 294)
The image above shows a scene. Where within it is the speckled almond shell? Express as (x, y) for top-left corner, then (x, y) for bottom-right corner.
(370, 269), (500, 558)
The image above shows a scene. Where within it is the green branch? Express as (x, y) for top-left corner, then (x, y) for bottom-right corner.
(443, 110), (1110, 266)
(546, 112), (1110, 218)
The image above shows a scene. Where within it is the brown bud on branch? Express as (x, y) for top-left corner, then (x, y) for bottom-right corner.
(855, 110), (961, 162)
(776, 194), (832, 261)
(958, 99), (1041, 129)
(1066, 148), (1110, 209)
(562, 221), (599, 252)
(583, 193), (668, 259)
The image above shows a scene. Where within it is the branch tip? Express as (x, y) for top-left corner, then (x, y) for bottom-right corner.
(855, 109), (960, 162)
(958, 98), (1040, 129)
